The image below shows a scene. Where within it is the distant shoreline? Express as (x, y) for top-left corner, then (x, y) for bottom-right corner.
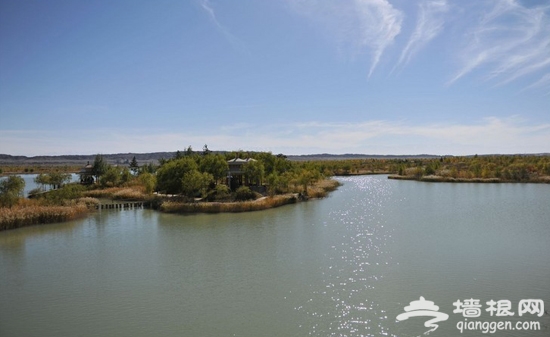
(387, 174), (550, 184)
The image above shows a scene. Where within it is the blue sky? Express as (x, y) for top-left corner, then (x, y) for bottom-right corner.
(1, 0), (549, 156)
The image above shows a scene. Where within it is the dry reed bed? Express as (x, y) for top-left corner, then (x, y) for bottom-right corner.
(0, 202), (90, 231)
(161, 194), (298, 214)
(83, 187), (148, 200)
(306, 179), (341, 198)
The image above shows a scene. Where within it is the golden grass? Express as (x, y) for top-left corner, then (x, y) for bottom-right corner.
(83, 186), (149, 200)
(307, 179), (341, 198)
(161, 194), (298, 214)
(0, 201), (90, 231)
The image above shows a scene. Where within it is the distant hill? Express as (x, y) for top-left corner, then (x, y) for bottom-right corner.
(0, 152), (175, 166)
(1, 152), (548, 166)
(286, 153), (443, 161)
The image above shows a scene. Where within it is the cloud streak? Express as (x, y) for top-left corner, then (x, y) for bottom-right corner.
(394, 0), (448, 72)
(449, 0), (550, 91)
(288, 0), (403, 77)
(197, 0), (245, 51)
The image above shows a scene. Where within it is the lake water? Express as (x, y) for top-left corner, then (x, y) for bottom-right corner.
(1, 176), (549, 337)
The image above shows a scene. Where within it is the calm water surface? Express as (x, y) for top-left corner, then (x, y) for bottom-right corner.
(1, 176), (549, 336)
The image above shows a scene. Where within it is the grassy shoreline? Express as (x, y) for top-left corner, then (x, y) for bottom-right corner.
(0, 200), (96, 231)
(161, 194), (299, 214)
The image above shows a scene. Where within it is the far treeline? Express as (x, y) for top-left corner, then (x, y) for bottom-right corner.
(285, 154), (550, 183)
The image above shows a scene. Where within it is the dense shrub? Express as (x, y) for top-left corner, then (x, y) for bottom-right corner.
(235, 186), (256, 201)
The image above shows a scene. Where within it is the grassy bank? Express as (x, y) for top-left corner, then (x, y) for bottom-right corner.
(82, 186), (150, 200)
(0, 198), (98, 231)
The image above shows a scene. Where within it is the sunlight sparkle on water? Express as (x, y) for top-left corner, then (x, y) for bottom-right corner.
(298, 176), (398, 336)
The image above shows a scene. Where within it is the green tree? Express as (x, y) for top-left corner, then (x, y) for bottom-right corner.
(0, 175), (25, 208)
(243, 160), (264, 186)
(185, 145), (193, 156)
(42, 184), (85, 205)
(34, 173), (50, 191)
(138, 172), (156, 194)
(199, 154), (229, 183)
(156, 157), (198, 194)
(296, 168), (321, 195)
(48, 172), (71, 189)
(181, 170), (213, 198)
(120, 167), (133, 185)
(235, 186), (256, 201)
(202, 144), (211, 156)
(92, 155), (108, 183)
(266, 173), (280, 196)
(100, 166), (122, 187)
(140, 162), (157, 174)
(212, 184), (230, 201)
(129, 156), (139, 175)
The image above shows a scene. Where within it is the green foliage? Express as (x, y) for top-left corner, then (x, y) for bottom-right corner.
(156, 157), (199, 194)
(129, 156), (139, 175)
(199, 154), (229, 182)
(0, 176), (25, 208)
(100, 166), (121, 187)
(120, 167), (132, 185)
(138, 172), (156, 194)
(185, 145), (193, 156)
(181, 170), (213, 198)
(213, 184), (231, 201)
(140, 162), (157, 174)
(243, 160), (265, 186)
(202, 144), (211, 156)
(34, 173), (49, 189)
(35, 172), (71, 190)
(96, 166), (133, 188)
(235, 186), (256, 201)
(386, 155), (550, 182)
(266, 173), (280, 196)
(42, 184), (86, 205)
(295, 166), (322, 195)
(92, 155), (108, 182)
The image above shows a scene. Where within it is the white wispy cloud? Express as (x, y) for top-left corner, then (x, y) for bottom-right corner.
(197, 0), (245, 51)
(2, 117), (548, 156)
(288, 0), (403, 77)
(520, 73), (550, 96)
(394, 0), (448, 72)
(449, 0), (550, 91)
